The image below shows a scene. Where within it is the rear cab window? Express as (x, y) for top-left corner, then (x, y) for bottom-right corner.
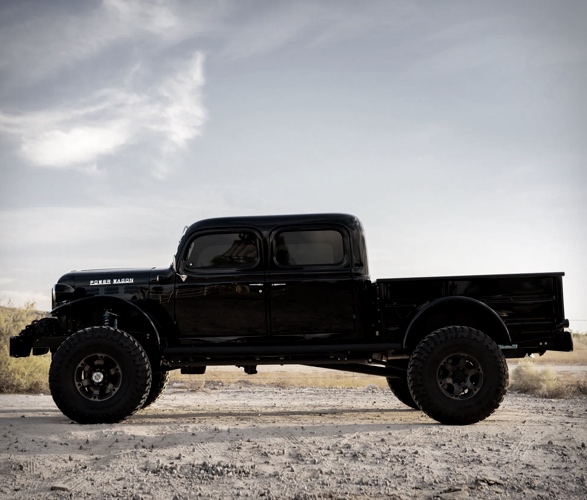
(272, 229), (347, 268)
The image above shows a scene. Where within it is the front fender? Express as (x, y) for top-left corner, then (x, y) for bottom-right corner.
(52, 296), (161, 347)
(403, 296), (511, 350)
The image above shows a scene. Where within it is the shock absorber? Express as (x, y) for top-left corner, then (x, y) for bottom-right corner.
(103, 310), (118, 329)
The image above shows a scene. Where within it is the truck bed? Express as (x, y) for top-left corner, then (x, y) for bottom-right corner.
(376, 272), (568, 351)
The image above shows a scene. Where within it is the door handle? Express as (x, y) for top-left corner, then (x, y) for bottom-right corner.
(271, 283), (286, 287)
(248, 283), (264, 294)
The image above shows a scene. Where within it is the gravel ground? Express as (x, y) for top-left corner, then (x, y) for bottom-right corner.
(1, 385), (586, 499)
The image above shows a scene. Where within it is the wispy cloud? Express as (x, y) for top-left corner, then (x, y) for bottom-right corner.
(0, 0), (205, 86)
(19, 122), (130, 169)
(0, 0), (416, 178)
(218, 1), (418, 59)
(151, 52), (207, 149)
(5, 0), (581, 180)
(0, 51), (206, 176)
(0, 1), (208, 177)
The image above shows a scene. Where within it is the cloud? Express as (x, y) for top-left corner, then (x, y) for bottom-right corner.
(150, 52), (207, 149)
(0, 0), (204, 86)
(103, 0), (183, 37)
(20, 123), (129, 168)
(0, 0), (417, 177)
(0, 51), (206, 176)
(0, 0), (211, 177)
(218, 1), (418, 59)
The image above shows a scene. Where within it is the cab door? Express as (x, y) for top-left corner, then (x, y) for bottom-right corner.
(174, 230), (267, 340)
(268, 227), (356, 339)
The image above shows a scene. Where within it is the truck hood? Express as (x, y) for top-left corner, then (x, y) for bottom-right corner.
(53, 267), (168, 307)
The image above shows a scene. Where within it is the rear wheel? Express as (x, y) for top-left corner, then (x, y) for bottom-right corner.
(408, 326), (508, 425)
(386, 376), (419, 409)
(49, 326), (152, 424)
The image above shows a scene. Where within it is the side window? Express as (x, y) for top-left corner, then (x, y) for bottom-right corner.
(185, 232), (259, 270)
(273, 230), (345, 267)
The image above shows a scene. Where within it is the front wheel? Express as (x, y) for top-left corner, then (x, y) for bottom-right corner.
(408, 326), (508, 425)
(49, 326), (152, 424)
(142, 371), (170, 410)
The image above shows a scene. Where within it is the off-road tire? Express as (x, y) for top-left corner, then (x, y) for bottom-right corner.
(386, 377), (419, 409)
(142, 371), (170, 409)
(408, 326), (508, 425)
(49, 326), (152, 424)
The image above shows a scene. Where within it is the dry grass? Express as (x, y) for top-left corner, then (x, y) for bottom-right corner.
(509, 359), (587, 398)
(0, 301), (50, 393)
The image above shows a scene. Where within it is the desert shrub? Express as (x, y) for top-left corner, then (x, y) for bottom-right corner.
(572, 333), (587, 350)
(510, 359), (587, 398)
(0, 301), (50, 393)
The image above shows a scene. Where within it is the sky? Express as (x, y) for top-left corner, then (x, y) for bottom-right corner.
(0, 0), (586, 330)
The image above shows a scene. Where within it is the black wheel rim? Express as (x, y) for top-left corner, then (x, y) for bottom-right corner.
(436, 353), (483, 400)
(74, 353), (122, 401)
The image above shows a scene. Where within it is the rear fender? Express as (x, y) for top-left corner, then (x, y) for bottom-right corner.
(403, 296), (511, 350)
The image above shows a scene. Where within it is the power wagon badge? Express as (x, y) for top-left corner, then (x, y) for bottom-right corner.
(89, 278), (134, 286)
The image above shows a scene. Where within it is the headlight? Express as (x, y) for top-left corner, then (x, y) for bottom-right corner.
(53, 283), (75, 307)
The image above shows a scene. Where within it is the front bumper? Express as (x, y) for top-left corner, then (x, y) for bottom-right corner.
(9, 335), (34, 357)
(9, 318), (62, 357)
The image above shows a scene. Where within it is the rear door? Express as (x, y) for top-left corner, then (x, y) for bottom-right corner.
(268, 226), (356, 339)
(174, 229), (267, 340)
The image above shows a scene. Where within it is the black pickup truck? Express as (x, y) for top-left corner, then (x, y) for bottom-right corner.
(10, 213), (572, 425)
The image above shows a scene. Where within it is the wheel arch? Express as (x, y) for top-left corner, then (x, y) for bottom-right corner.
(52, 296), (163, 359)
(402, 296), (511, 350)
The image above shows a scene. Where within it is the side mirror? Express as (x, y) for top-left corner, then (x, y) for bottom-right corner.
(174, 257), (188, 282)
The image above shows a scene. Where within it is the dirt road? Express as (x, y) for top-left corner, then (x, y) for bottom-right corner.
(1, 385), (586, 499)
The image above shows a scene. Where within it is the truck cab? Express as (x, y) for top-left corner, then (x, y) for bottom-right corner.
(170, 213), (369, 343)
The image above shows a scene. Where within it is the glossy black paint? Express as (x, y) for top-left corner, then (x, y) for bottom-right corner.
(377, 272), (567, 351)
(54, 268), (153, 307)
(11, 213), (571, 367)
(174, 214), (368, 344)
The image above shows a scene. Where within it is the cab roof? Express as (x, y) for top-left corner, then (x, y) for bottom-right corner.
(184, 213), (363, 235)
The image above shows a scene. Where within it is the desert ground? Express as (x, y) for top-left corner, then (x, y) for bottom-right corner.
(1, 377), (586, 500)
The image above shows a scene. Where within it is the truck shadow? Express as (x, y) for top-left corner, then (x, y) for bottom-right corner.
(136, 406), (424, 421)
(0, 406), (438, 435)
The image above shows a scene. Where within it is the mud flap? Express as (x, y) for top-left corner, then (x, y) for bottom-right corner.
(550, 331), (574, 352)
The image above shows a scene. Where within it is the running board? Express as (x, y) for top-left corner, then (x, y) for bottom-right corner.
(307, 363), (407, 379)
